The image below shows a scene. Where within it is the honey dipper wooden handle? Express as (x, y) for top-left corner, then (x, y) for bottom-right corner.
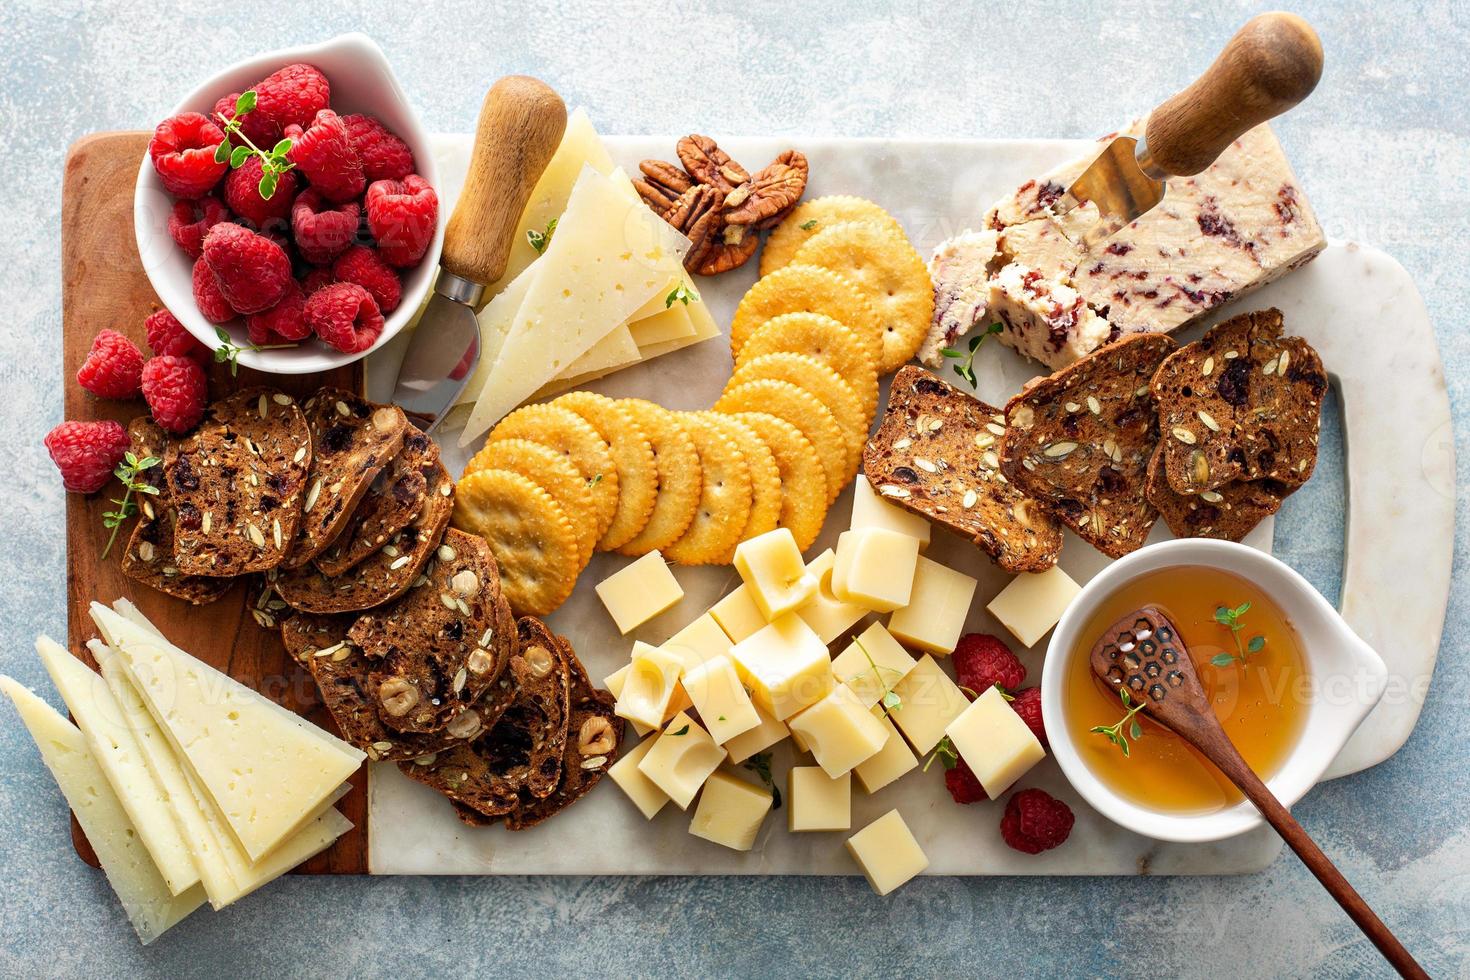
(440, 76), (566, 285)
(1143, 12), (1323, 176)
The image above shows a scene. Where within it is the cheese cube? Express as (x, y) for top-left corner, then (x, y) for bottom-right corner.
(662, 613), (734, 672)
(888, 655), (970, 754)
(636, 712), (727, 810)
(795, 549), (869, 644)
(831, 623), (917, 708)
(846, 809), (929, 896)
(709, 586), (768, 643)
(945, 686), (1045, 798)
(888, 557), (979, 655)
(831, 528), (920, 612)
(787, 684), (890, 778)
(788, 767), (851, 832)
(729, 614), (834, 721)
(733, 528), (818, 621)
(987, 565), (1082, 648)
(853, 711), (918, 793)
(608, 735), (670, 819)
(723, 703), (789, 764)
(595, 551), (684, 634)
(689, 770), (773, 851)
(613, 642), (686, 730)
(851, 474), (931, 548)
(681, 655), (760, 745)
(606, 661), (693, 735)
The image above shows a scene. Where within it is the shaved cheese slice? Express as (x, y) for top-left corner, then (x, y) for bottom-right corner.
(456, 262), (538, 411)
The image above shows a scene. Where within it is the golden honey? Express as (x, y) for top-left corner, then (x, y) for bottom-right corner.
(1063, 564), (1309, 814)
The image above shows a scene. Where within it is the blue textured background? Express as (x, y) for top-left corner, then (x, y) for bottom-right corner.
(2, 1), (1465, 976)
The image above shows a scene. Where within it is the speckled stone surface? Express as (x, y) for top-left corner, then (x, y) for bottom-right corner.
(2, 1), (1466, 976)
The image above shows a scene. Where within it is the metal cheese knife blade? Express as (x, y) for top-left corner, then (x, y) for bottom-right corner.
(392, 76), (567, 431)
(1051, 12), (1323, 248)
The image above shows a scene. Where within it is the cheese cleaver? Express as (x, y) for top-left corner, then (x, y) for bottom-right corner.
(393, 76), (566, 431)
(1052, 12), (1323, 247)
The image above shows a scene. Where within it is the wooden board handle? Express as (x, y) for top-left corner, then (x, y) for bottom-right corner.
(1143, 12), (1323, 177)
(441, 76), (566, 286)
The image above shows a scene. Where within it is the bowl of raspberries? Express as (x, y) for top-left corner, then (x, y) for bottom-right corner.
(134, 33), (443, 374)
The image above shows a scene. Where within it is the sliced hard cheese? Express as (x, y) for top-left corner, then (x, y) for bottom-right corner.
(628, 296), (697, 347)
(556, 323), (642, 382)
(90, 604), (364, 862)
(0, 676), (205, 944)
(36, 637), (199, 896)
(457, 262), (537, 412)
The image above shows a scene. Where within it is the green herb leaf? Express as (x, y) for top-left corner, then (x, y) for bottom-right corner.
(229, 145), (252, 169)
(1210, 652), (1237, 667)
(881, 690), (902, 710)
(234, 90), (257, 115)
(1130, 720), (1142, 740)
(923, 735), (959, 772)
(1091, 687), (1147, 757)
(668, 724), (690, 737)
(526, 217), (559, 255)
(742, 752), (781, 809)
(939, 347), (964, 359)
(212, 325), (296, 376)
(214, 140), (232, 164)
(272, 138), (294, 156)
(257, 171), (278, 200)
(1247, 635), (1265, 653)
(664, 280), (698, 308)
(945, 322), (1002, 389)
(799, 219), (818, 231)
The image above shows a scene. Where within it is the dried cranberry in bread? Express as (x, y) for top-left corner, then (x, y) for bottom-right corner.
(283, 390), (409, 567)
(164, 388), (311, 576)
(863, 366), (1063, 572)
(1151, 308), (1326, 494)
(1144, 443), (1287, 542)
(999, 334), (1176, 558)
(313, 429), (438, 577)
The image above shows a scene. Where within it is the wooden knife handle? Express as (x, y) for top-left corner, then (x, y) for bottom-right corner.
(1143, 12), (1323, 177)
(441, 76), (566, 286)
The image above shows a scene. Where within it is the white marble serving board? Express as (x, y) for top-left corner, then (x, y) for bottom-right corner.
(362, 135), (1453, 876)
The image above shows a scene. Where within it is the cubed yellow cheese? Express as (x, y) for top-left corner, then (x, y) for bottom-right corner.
(606, 660), (692, 735)
(733, 528), (817, 621)
(723, 702), (789, 764)
(709, 586), (768, 643)
(729, 614), (834, 721)
(831, 623), (917, 708)
(788, 767), (851, 832)
(608, 735), (670, 819)
(787, 684), (890, 778)
(846, 809), (929, 896)
(888, 654), (969, 754)
(613, 642), (686, 730)
(688, 770), (773, 851)
(681, 655), (760, 745)
(636, 712), (726, 810)
(853, 711), (918, 793)
(945, 686), (1045, 798)
(851, 474), (931, 548)
(831, 528), (920, 613)
(662, 613), (734, 672)
(795, 549), (869, 644)
(888, 557), (979, 655)
(987, 565), (1082, 648)
(595, 551), (684, 634)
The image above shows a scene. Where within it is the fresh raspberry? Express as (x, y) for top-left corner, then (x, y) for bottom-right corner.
(76, 329), (145, 399)
(211, 91), (278, 146)
(140, 356), (208, 433)
(144, 309), (211, 365)
(1010, 687), (1048, 749)
(943, 758), (988, 805)
(300, 266), (336, 295)
(332, 245), (401, 313)
(365, 175), (438, 267)
(202, 222), (292, 314)
(291, 189), (360, 264)
(167, 196), (230, 258)
(305, 283), (383, 354)
(148, 112), (227, 199)
(953, 633), (1027, 697)
(342, 113), (415, 181)
(224, 156), (298, 228)
(252, 63), (331, 135)
(1000, 789), (1074, 855)
(45, 421), (130, 494)
(246, 280), (310, 344)
(287, 109), (364, 204)
(192, 256), (235, 323)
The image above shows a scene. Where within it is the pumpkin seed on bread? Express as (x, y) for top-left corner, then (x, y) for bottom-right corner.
(314, 430), (439, 577)
(1144, 443), (1287, 542)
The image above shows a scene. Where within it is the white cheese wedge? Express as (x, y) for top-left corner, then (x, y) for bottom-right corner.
(0, 676), (205, 944)
(628, 300), (696, 347)
(689, 770), (773, 851)
(788, 766), (851, 832)
(846, 809), (929, 896)
(35, 637), (198, 896)
(945, 686), (1046, 798)
(456, 263), (537, 413)
(90, 604), (363, 863)
(557, 322), (642, 380)
(595, 550), (685, 634)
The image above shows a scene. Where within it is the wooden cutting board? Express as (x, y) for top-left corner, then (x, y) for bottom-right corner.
(61, 132), (368, 874)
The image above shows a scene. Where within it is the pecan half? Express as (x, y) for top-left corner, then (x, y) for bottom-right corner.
(725, 149), (809, 229)
(634, 159), (693, 216)
(678, 134), (749, 196)
(696, 227), (758, 276)
(666, 185), (722, 272)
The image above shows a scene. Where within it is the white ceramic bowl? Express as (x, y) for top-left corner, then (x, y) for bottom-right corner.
(1042, 539), (1389, 843)
(133, 33), (443, 375)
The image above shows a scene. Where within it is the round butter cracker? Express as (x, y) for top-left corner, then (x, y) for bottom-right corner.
(715, 379), (848, 505)
(730, 411), (829, 552)
(548, 391), (659, 552)
(664, 412), (754, 566)
(730, 264), (881, 365)
(452, 469), (581, 617)
(737, 311), (879, 420)
(696, 412), (782, 542)
(615, 399), (703, 558)
(478, 404), (620, 542)
(463, 439), (595, 569)
(727, 352), (867, 478)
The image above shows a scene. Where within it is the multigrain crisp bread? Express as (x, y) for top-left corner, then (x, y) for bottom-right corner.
(1144, 444), (1287, 542)
(999, 334), (1176, 558)
(165, 388), (311, 576)
(1152, 308), (1327, 494)
(864, 367), (1063, 572)
(314, 430), (439, 577)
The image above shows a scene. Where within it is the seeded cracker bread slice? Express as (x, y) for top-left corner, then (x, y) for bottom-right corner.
(165, 388), (311, 576)
(1144, 443), (1287, 542)
(864, 367), (1063, 572)
(283, 390), (409, 568)
(1151, 308), (1327, 494)
(120, 417), (233, 604)
(348, 528), (508, 734)
(999, 334), (1176, 558)
(313, 430), (439, 577)
(274, 459), (454, 613)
